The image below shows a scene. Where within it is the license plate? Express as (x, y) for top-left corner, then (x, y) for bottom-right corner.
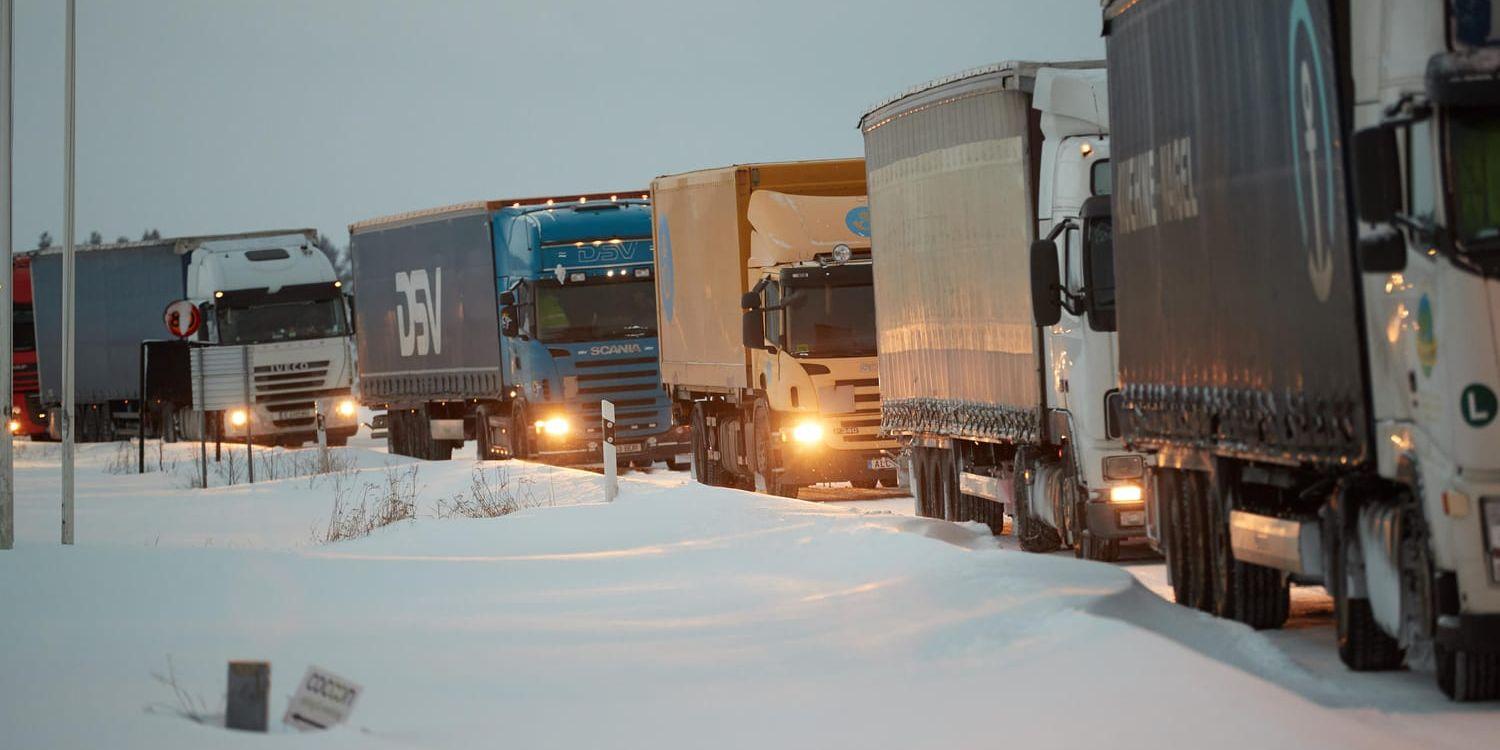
(614, 443), (642, 454)
(868, 457), (897, 470)
(281, 408), (314, 420)
(1119, 510), (1146, 527)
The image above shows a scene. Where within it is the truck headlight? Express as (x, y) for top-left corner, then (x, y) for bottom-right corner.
(539, 416), (569, 437)
(336, 399), (357, 418)
(1103, 455), (1144, 480)
(7, 419), (19, 434)
(791, 420), (824, 444)
(1109, 484), (1143, 503)
(228, 408), (249, 427)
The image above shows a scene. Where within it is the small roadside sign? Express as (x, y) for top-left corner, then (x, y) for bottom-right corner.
(163, 299), (200, 338)
(602, 399), (618, 502)
(283, 665), (361, 732)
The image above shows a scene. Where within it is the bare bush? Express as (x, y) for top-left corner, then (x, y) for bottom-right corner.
(436, 466), (524, 519)
(145, 656), (219, 725)
(319, 464), (419, 543)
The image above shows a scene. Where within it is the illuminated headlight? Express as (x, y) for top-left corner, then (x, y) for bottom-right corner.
(831, 243), (852, 265)
(7, 419), (19, 434)
(336, 399), (358, 418)
(1484, 497), (1500, 582)
(791, 421), (824, 444)
(1102, 454), (1144, 480)
(1109, 484), (1143, 503)
(228, 408), (249, 427)
(538, 416), (569, 437)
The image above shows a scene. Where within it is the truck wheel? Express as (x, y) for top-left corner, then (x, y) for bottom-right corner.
(910, 447), (932, 517)
(690, 402), (723, 487)
(507, 402), (532, 461)
(751, 399), (798, 498)
(1158, 470), (1191, 605)
(1013, 451), (1061, 553)
(1208, 473), (1289, 629)
(935, 449), (958, 521)
(1329, 498), (1404, 670)
(1437, 644), (1500, 702)
(1180, 470), (1216, 613)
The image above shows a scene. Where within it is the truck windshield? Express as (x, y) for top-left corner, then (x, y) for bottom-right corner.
(784, 268), (877, 358)
(1450, 111), (1500, 251)
(216, 298), (349, 345)
(536, 280), (657, 343)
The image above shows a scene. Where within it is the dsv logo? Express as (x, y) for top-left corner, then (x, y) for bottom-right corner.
(394, 268), (442, 357)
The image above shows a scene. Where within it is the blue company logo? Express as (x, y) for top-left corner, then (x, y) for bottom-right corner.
(657, 214), (675, 321)
(845, 206), (872, 238)
(1288, 0), (1338, 303)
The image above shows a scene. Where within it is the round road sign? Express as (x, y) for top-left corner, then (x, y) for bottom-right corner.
(164, 299), (201, 339)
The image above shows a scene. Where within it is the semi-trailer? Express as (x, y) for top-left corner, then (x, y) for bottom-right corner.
(1103, 0), (1500, 699)
(651, 160), (899, 497)
(25, 229), (358, 445)
(856, 62), (1151, 559)
(348, 193), (690, 467)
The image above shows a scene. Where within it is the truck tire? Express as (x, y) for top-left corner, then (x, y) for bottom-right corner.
(1437, 644), (1500, 702)
(937, 449), (959, 521)
(751, 399), (798, 498)
(1013, 450), (1061, 553)
(1207, 474), (1289, 629)
(1180, 470), (1216, 613)
(1158, 470), (1191, 605)
(1328, 497), (1404, 670)
(690, 402), (724, 487)
(909, 448), (931, 517)
(507, 402), (532, 461)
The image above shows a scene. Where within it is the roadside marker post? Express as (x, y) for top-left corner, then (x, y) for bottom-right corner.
(602, 399), (617, 502)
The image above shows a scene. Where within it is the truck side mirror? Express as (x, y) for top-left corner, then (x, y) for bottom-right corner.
(499, 290), (517, 306)
(344, 293), (357, 334)
(1030, 239), (1062, 327)
(1353, 125), (1402, 225)
(500, 305), (520, 338)
(1359, 226), (1407, 273)
(740, 291), (761, 310)
(742, 309), (765, 350)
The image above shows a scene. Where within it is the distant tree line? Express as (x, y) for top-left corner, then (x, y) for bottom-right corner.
(28, 228), (352, 286)
(34, 228), (161, 249)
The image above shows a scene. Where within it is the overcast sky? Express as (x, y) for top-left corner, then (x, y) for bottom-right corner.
(5, 0), (1103, 248)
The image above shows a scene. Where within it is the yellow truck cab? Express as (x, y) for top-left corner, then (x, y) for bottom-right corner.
(652, 160), (898, 497)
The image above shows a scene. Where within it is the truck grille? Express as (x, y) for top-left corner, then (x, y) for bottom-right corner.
(832, 377), (897, 449)
(569, 359), (670, 440)
(12, 361), (38, 392)
(252, 360), (351, 429)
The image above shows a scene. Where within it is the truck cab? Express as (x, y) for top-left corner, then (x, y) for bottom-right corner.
(9, 257), (46, 438)
(1027, 68), (1151, 560)
(485, 197), (689, 467)
(741, 192), (898, 492)
(178, 234), (358, 446)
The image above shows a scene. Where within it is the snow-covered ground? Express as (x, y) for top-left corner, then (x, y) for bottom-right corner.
(2, 429), (1497, 749)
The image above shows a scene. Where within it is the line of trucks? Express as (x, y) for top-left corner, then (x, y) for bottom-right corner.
(6, 0), (1492, 701)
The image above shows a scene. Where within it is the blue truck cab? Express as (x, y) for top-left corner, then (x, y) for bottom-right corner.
(485, 195), (691, 467)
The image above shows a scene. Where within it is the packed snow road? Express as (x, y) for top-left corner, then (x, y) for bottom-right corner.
(1, 437), (1496, 749)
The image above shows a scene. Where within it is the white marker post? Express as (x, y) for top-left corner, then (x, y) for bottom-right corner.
(601, 399), (617, 502)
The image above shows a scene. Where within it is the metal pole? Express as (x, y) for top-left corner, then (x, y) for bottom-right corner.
(60, 0), (76, 544)
(0, 0), (13, 550)
(137, 342), (146, 474)
(242, 345), (252, 484)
